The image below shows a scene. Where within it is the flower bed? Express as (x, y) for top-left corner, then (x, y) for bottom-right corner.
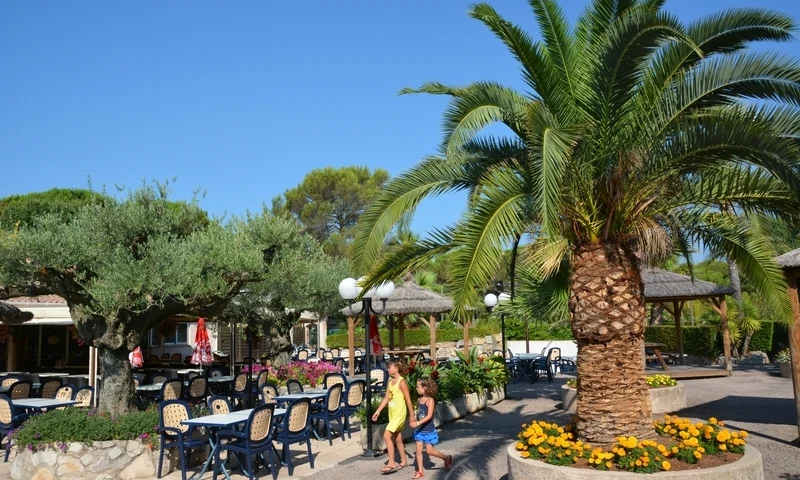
(510, 416), (754, 477)
(242, 360), (340, 387)
(9, 407), (207, 479)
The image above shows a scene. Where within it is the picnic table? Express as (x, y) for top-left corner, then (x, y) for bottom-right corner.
(645, 342), (670, 371)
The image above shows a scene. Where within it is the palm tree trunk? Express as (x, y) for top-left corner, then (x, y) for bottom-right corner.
(570, 244), (653, 444)
(727, 257), (748, 356)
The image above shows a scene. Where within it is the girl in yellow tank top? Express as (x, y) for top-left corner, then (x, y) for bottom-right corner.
(372, 360), (414, 473)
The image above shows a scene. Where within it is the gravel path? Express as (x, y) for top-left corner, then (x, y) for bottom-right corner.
(306, 367), (799, 480)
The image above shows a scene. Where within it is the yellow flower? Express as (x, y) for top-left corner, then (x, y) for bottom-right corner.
(694, 451), (702, 459)
(662, 461), (671, 471)
(515, 442), (524, 450)
(719, 443), (727, 451)
(605, 461), (612, 469)
(709, 417), (718, 425)
(618, 448), (626, 457)
(635, 460), (642, 466)
(521, 451), (530, 458)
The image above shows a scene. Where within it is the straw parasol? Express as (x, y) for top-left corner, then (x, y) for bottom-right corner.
(0, 301), (33, 324)
(341, 273), (462, 363)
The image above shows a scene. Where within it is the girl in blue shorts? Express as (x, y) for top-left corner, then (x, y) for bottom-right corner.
(410, 377), (453, 478)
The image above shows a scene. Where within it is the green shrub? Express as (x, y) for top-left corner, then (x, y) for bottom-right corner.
(645, 326), (719, 358)
(772, 322), (789, 356)
(355, 397), (388, 425)
(747, 322), (773, 353)
(12, 407), (160, 452)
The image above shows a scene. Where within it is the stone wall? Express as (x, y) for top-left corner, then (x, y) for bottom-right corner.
(401, 334), (503, 359)
(11, 440), (208, 480)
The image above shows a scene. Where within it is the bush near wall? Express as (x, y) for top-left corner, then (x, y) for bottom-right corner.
(645, 325), (720, 358)
(746, 321), (774, 354)
(772, 322), (789, 355)
(327, 326), (500, 349)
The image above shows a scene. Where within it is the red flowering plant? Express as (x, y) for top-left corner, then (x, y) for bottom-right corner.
(405, 359), (439, 403)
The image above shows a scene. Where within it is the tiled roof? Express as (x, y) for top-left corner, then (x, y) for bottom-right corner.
(5, 294), (67, 305)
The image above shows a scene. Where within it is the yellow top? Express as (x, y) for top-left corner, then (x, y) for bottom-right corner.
(386, 376), (407, 433)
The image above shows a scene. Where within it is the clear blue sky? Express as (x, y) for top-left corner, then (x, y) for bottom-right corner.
(2, 0), (799, 235)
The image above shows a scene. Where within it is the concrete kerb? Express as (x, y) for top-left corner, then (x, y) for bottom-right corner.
(507, 443), (764, 480)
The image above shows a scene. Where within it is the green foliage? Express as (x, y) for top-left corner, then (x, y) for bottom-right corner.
(352, 0), (800, 331)
(11, 408), (160, 451)
(271, 166), (389, 257)
(746, 321), (773, 353)
(355, 397), (388, 425)
(325, 325), (499, 349)
(0, 188), (108, 228)
(775, 349), (791, 363)
(645, 326), (720, 358)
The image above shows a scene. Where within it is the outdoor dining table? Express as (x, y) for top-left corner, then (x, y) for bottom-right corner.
(181, 408), (286, 480)
(12, 398), (78, 410)
(273, 390), (327, 403)
(37, 373), (70, 378)
(644, 342), (670, 371)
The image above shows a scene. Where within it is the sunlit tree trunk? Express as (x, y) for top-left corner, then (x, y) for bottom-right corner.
(570, 245), (653, 444)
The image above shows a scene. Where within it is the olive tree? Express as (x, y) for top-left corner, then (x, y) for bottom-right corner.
(0, 184), (306, 416)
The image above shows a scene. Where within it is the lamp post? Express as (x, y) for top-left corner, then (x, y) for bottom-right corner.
(338, 276), (395, 458)
(484, 290), (511, 396)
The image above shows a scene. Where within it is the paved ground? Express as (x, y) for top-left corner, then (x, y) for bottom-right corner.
(1, 366), (797, 479)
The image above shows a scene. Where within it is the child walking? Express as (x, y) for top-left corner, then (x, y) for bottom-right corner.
(410, 377), (453, 478)
(372, 360), (415, 474)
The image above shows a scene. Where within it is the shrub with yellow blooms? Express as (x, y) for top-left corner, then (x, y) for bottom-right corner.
(515, 420), (587, 466)
(645, 374), (677, 388)
(654, 415), (747, 463)
(515, 416), (747, 473)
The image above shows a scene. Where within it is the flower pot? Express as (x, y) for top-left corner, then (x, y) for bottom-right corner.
(488, 388), (503, 405)
(780, 362), (792, 378)
(466, 392), (480, 413)
(433, 402), (444, 428)
(478, 391), (488, 410)
(440, 400), (460, 422)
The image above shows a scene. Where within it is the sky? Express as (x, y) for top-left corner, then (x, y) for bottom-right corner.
(2, 0), (800, 236)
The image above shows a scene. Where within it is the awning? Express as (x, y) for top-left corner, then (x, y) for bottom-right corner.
(0, 318), (73, 326)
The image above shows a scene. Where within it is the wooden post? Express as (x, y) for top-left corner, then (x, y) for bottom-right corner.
(463, 316), (470, 357)
(388, 315), (394, 352)
(429, 314), (437, 360)
(398, 314), (405, 352)
(720, 297), (732, 374)
(785, 271), (800, 440)
(674, 301), (684, 365)
(6, 333), (15, 372)
(347, 317), (355, 375)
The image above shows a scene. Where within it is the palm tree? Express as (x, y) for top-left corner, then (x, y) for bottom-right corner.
(353, 0), (800, 443)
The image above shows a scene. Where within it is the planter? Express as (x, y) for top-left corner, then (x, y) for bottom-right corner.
(359, 422), (414, 451)
(478, 391), (488, 410)
(10, 440), (210, 480)
(487, 387), (506, 405)
(440, 399), (462, 422)
(561, 383), (687, 414)
(779, 362), (791, 378)
(466, 393), (481, 413)
(433, 402), (444, 428)
(507, 443), (763, 480)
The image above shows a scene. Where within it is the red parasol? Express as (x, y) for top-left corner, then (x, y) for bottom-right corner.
(369, 315), (383, 355)
(191, 317), (213, 366)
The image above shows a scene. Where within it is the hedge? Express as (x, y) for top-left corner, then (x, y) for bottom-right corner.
(645, 325), (719, 358)
(326, 326), (500, 349)
(747, 322), (773, 354)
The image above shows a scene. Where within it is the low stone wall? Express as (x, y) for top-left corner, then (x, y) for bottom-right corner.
(11, 440), (208, 480)
(507, 443), (764, 480)
(561, 383), (687, 414)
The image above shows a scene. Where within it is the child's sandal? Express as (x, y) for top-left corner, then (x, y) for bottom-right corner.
(412, 472), (424, 479)
(444, 455), (454, 471)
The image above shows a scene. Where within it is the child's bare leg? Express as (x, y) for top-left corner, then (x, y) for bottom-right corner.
(396, 431), (408, 466)
(383, 429), (396, 468)
(425, 444), (449, 462)
(415, 441), (424, 473)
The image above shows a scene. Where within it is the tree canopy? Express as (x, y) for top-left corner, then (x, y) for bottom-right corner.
(271, 166), (389, 257)
(0, 182), (339, 414)
(0, 188), (107, 228)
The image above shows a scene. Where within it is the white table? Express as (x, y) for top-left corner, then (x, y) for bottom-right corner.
(12, 398), (78, 410)
(37, 373), (70, 378)
(274, 391), (327, 402)
(177, 369), (203, 375)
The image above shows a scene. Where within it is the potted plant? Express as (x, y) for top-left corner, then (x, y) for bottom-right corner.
(775, 349), (792, 378)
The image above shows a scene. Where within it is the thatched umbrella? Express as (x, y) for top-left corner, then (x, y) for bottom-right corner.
(641, 268), (734, 370)
(340, 273), (458, 365)
(0, 301), (33, 324)
(775, 248), (800, 438)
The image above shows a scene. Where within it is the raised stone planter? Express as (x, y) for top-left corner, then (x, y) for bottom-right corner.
(466, 393), (481, 413)
(507, 443), (763, 480)
(561, 383), (687, 414)
(488, 387), (505, 405)
(359, 422), (415, 451)
(779, 362), (791, 378)
(11, 440), (209, 480)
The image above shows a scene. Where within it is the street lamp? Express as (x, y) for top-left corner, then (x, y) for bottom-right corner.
(338, 276), (395, 458)
(484, 290), (511, 396)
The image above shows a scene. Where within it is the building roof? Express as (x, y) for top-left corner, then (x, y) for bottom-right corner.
(341, 273), (453, 316)
(776, 248), (800, 269)
(4, 294), (67, 305)
(642, 268), (733, 301)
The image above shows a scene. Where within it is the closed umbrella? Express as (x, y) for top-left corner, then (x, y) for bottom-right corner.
(369, 315), (383, 355)
(191, 318), (213, 366)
